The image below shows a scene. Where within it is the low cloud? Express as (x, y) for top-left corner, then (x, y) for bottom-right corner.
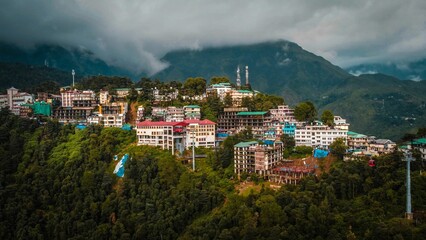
(0, 0), (425, 75)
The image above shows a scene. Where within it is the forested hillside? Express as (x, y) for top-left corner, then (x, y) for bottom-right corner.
(1, 108), (426, 239)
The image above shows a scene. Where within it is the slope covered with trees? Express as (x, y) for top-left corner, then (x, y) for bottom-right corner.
(1, 108), (426, 239)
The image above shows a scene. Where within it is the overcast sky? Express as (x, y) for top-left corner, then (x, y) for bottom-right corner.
(0, 0), (425, 75)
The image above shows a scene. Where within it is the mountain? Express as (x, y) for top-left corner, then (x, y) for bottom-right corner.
(154, 40), (426, 140)
(153, 40), (352, 104)
(319, 73), (426, 140)
(0, 42), (142, 79)
(346, 59), (426, 81)
(0, 62), (79, 93)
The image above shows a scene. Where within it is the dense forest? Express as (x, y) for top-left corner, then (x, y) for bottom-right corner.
(1, 107), (426, 239)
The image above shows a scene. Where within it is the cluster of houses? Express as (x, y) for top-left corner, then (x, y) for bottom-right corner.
(2, 66), (425, 184)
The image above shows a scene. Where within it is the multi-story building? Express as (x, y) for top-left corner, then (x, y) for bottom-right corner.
(165, 107), (185, 122)
(369, 139), (396, 155)
(184, 105), (201, 120)
(136, 119), (216, 154)
(269, 105), (297, 123)
(99, 90), (109, 104)
(97, 102), (128, 127)
(412, 138), (426, 160)
(217, 107), (248, 134)
(136, 121), (186, 153)
(230, 90), (254, 106)
(137, 105), (145, 122)
(347, 131), (369, 151)
(234, 141), (283, 177)
(0, 87), (34, 115)
(294, 121), (348, 148)
(115, 88), (143, 99)
(334, 116), (350, 130)
(151, 107), (168, 120)
(183, 119), (216, 149)
(206, 82), (233, 100)
(236, 111), (270, 137)
(61, 88), (96, 107)
(55, 88), (97, 123)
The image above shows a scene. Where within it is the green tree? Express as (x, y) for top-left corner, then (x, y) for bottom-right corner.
(280, 134), (295, 150)
(329, 138), (347, 160)
(321, 110), (334, 126)
(224, 94), (233, 107)
(183, 77), (206, 96)
(210, 76), (230, 85)
(294, 101), (317, 122)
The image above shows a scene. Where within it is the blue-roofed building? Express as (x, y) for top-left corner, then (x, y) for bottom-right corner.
(283, 122), (296, 136)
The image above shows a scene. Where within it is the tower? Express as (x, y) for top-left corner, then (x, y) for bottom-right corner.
(236, 66), (241, 87)
(245, 66), (249, 85)
(72, 69), (75, 88)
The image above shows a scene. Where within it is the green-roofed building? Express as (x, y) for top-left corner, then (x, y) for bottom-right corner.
(32, 101), (51, 116)
(184, 105), (201, 120)
(412, 138), (426, 160)
(236, 111), (270, 138)
(234, 140), (283, 177)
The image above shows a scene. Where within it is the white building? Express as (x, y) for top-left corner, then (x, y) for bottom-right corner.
(165, 107), (185, 122)
(206, 82), (233, 100)
(88, 102), (128, 128)
(137, 105), (145, 122)
(0, 87), (33, 115)
(184, 105), (201, 120)
(295, 121), (348, 148)
(99, 90), (109, 104)
(136, 119), (216, 153)
(61, 88), (96, 107)
(269, 105), (297, 123)
(183, 119), (216, 149)
(230, 90), (254, 106)
(334, 116), (350, 131)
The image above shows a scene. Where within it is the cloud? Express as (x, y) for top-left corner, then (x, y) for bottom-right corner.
(0, 0), (425, 75)
(349, 70), (378, 76)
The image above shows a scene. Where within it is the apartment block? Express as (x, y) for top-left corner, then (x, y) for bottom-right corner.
(295, 121), (348, 148)
(234, 141), (283, 176)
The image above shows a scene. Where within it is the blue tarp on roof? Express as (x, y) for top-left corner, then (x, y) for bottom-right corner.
(121, 124), (132, 131)
(113, 154), (129, 177)
(216, 133), (229, 138)
(314, 149), (329, 158)
(263, 140), (275, 145)
(76, 124), (87, 130)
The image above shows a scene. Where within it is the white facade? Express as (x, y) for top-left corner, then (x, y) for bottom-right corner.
(295, 122), (348, 148)
(334, 116), (350, 131)
(269, 105), (297, 123)
(165, 107), (185, 122)
(206, 83), (233, 100)
(0, 87), (33, 115)
(183, 105), (201, 120)
(136, 119), (216, 153)
(99, 90), (109, 104)
(61, 89), (95, 107)
(183, 120), (216, 149)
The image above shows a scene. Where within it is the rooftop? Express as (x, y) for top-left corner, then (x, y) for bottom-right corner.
(237, 90), (253, 93)
(184, 105), (200, 108)
(183, 119), (216, 125)
(237, 111), (268, 116)
(234, 141), (258, 148)
(413, 138), (426, 145)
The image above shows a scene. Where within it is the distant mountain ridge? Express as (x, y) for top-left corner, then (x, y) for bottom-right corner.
(346, 59), (426, 81)
(1, 40), (425, 140)
(154, 40), (352, 104)
(0, 42), (141, 79)
(153, 40), (426, 140)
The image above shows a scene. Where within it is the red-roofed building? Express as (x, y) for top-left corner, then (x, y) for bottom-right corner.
(136, 119), (216, 154)
(183, 119), (216, 149)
